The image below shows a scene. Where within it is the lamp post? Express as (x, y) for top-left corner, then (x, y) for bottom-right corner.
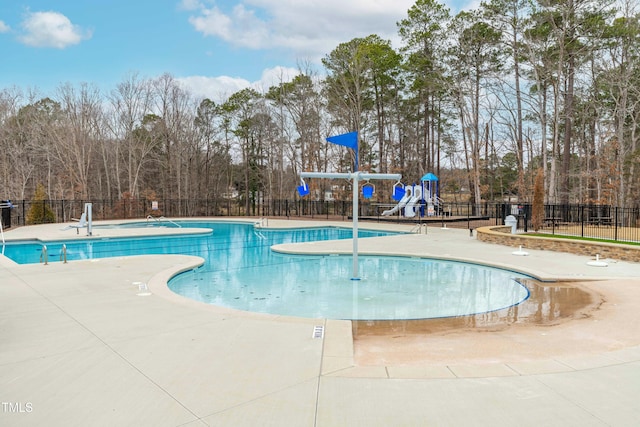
(300, 171), (401, 280)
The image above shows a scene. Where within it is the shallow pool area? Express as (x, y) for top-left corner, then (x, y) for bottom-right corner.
(2, 220), (530, 320)
(171, 254), (529, 320)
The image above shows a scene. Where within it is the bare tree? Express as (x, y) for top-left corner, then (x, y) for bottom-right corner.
(52, 82), (103, 199)
(107, 73), (153, 197)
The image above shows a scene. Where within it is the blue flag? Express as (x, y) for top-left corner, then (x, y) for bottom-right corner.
(327, 131), (358, 171)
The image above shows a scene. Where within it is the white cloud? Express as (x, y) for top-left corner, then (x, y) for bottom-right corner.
(257, 66), (299, 88)
(0, 20), (10, 33)
(184, 0), (416, 58)
(178, 75), (250, 102)
(188, 6), (234, 40)
(176, 0), (474, 103)
(19, 11), (91, 48)
(188, 4), (272, 49)
(177, 65), (299, 102)
(178, 0), (204, 12)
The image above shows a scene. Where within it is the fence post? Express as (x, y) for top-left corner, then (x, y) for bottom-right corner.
(615, 207), (619, 241)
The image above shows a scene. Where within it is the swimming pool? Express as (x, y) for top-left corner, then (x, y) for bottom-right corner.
(0, 221), (387, 264)
(1, 221), (530, 320)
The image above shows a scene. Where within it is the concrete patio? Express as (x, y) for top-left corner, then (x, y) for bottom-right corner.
(1, 218), (639, 426)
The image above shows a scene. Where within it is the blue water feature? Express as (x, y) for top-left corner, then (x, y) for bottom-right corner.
(1, 221), (530, 320)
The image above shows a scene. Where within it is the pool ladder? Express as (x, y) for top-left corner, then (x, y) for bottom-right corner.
(146, 215), (182, 227)
(40, 245), (48, 265)
(40, 244), (68, 265)
(60, 244), (67, 263)
(410, 222), (427, 234)
(253, 218), (268, 239)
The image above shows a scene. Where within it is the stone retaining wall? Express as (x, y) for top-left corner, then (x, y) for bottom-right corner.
(477, 226), (640, 263)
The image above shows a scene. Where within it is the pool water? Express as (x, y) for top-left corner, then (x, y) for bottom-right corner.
(1, 221), (386, 264)
(1, 221), (530, 320)
(172, 255), (529, 320)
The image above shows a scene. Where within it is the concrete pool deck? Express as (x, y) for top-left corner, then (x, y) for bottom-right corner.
(1, 218), (640, 426)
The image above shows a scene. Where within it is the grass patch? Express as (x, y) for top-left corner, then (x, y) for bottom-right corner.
(526, 233), (640, 246)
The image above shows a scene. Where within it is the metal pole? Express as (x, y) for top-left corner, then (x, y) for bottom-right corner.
(300, 171), (401, 282)
(352, 173), (359, 280)
(85, 203), (93, 236)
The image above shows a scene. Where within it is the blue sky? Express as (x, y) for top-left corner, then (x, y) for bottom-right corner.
(0, 0), (471, 101)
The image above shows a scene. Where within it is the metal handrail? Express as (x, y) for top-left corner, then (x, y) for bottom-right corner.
(40, 245), (48, 265)
(147, 215), (181, 228)
(410, 222), (427, 234)
(254, 217), (268, 228)
(159, 216), (182, 228)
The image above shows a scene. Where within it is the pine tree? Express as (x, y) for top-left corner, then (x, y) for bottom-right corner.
(26, 183), (56, 225)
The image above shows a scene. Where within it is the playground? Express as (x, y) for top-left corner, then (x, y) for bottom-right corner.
(379, 172), (442, 219)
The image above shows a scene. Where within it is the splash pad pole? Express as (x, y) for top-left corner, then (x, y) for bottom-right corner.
(300, 171), (401, 280)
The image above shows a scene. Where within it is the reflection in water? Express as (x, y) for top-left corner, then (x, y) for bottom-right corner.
(353, 279), (597, 337)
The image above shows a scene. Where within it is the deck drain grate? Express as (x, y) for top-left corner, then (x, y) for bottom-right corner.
(312, 325), (324, 339)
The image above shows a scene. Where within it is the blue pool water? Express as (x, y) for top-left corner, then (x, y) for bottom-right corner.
(1, 222), (388, 264)
(1, 221), (530, 320)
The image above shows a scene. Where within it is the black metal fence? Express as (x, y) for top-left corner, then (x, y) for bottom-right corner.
(2, 198), (639, 243)
(538, 204), (640, 243)
(2, 198), (365, 224)
(0, 198), (507, 226)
